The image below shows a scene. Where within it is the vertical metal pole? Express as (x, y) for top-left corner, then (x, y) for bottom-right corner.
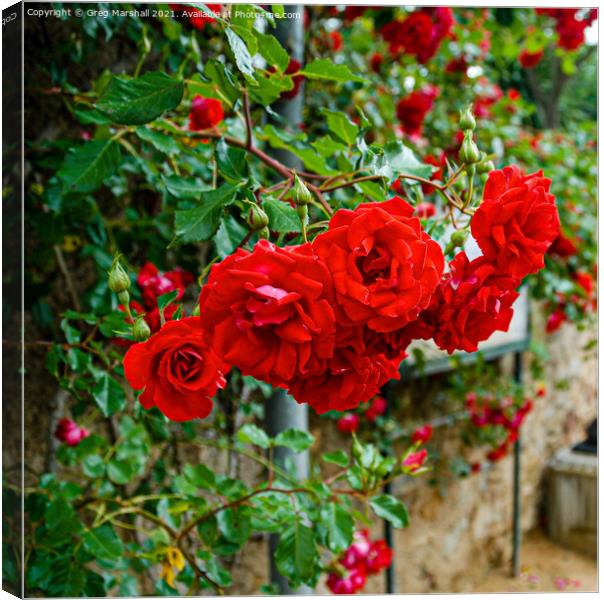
(382, 385), (396, 594)
(512, 351), (523, 577)
(266, 8), (310, 594)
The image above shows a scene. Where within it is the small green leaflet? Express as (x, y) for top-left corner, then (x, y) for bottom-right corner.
(322, 109), (359, 145)
(135, 127), (180, 155)
(157, 290), (179, 323)
(82, 525), (124, 561)
(225, 28), (256, 81)
(163, 175), (212, 200)
(275, 521), (317, 583)
(369, 494), (410, 528)
(262, 197), (301, 233)
(97, 71), (184, 125)
(171, 184), (237, 246)
(237, 424), (270, 449)
(252, 30), (289, 71)
(324, 503), (353, 552)
(322, 450), (349, 467)
(301, 59), (368, 84)
(58, 140), (121, 193)
(274, 428), (314, 452)
(92, 373), (126, 417)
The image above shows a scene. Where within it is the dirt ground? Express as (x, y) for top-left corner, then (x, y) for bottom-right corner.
(471, 529), (597, 593)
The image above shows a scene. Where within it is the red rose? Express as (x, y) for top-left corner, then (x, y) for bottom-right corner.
(519, 49), (544, 69)
(411, 424), (433, 444)
(471, 166), (560, 279)
(445, 56), (469, 74)
(416, 202), (437, 218)
(556, 14), (587, 50)
(280, 59), (305, 100)
(124, 317), (227, 421)
(396, 86), (438, 136)
(365, 395), (387, 421)
(329, 31), (343, 51)
(548, 232), (578, 257)
(416, 252), (520, 354)
(403, 448), (428, 472)
(574, 271), (594, 296)
(199, 240), (336, 388)
(366, 540), (393, 574)
(313, 197), (444, 333)
(55, 418), (89, 447)
(337, 413), (360, 433)
(381, 13), (434, 59)
(370, 52), (384, 73)
(507, 88), (521, 101)
(188, 95), (224, 131)
(546, 308), (567, 333)
(137, 262), (194, 309)
(287, 339), (399, 414)
(170, 3), (221, 29)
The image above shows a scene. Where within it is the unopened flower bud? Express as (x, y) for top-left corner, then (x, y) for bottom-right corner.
(247, 205), (269, 230)
(108, 259), (130, 294)
(297, 204), (308, 223)
(459, 105), (476, 131)
(118, 290), (130, 305)
(466, 164), (476, 177)
(258, 226), (270, 240)
(451, 230), (469, 247)
(459, 133), (480, 164)
(293, 173), (313, 206)
(133, 316), (151, 342)
(477, 160), (495, 174)
(351, 434), (364, 465)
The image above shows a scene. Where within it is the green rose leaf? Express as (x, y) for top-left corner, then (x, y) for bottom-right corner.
(262, 197), (302, 233)
(237, 423), (271, 449)
(92, 373), (126, 417)
(82, 525), (124, 560)
(225, 28), (256, 81)
(325, 503), (354, 553)
(96, 71), (184, 125)
(58, 140), (121, 193)
(302, 59), (368, 84)
(369, 494), (410, 528)
(275, 521), (317, 583)
(322, 109), (359, 145)
(322, 450), (349, 467)
(171, 184), (237, 245)
(274, 428), (314, 452)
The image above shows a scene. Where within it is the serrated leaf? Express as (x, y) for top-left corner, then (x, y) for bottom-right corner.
(302, 59), (368, 84)
(274, 428), (314, 452)
(135, 127), (180, 154)
(322, 109), (359, 145)
(58, 140), (121, 193)
(82, 525), (123, 560)
(384, 141), (433, 181)
(216, 139), (248, 183)
(107, 458), (134, 485)
(237, 423), (271, 448)
(97, 71), (184, 125)
(92, 373), (126, 417)
(214, 215), (249, 258)
(253, 30), (289, 71)
(225, 28), (256, 80)
(172, 184), (237, 245)
(369, 494), (409, 528)
(262, 197), (301, 233)
(163, 175), (211, 199)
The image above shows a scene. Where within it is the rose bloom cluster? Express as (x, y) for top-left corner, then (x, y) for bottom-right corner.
(380, 7), (454, 63)
(117, 262), (194, 343)
(536, 8), (597, 51)
(123, 166), (559, 422)
(465, 391), (534, 467)
(327, 530), (393, 594)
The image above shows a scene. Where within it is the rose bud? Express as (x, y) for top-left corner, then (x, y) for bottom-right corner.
(411, 424), (433, 444)
(55, 418), (89, 447)
(337, 413), (360, 433)
(459, 105), (476, 131)
(416, 202), (436, 218)
(402, 448), (428, 473)
(133, 315), (151, 342)
(188, 95), (224, 131)
(247, 205), (269, 231)
(108, 258), (131, 294)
